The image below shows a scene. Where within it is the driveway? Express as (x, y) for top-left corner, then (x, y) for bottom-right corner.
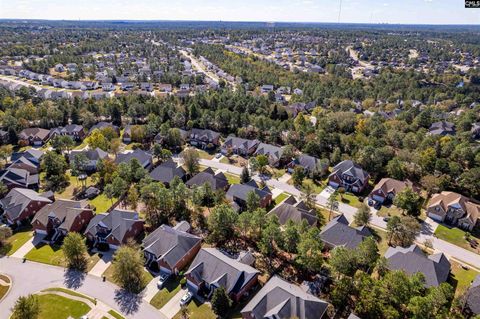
(159, 288), (187, 319)
(0, 257), (166, 319)
(142, 276), (159, 303)
(10, 233), (45, 259)
(88, 250), (113, 277)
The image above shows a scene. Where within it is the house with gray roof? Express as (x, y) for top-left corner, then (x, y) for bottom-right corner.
(185, 247), (259, 301)
(287, 154), (327, 177)
(0, 167), (39, 190)
(84, 209), (144, 250)
(241, 275), (328, 319)
(472, 122), (480, 140)
(464, 275), (480, 316)
(88, 122), (120, 135)
(149, 159), (186, 186)
(267, 195), (318, 227)
(186, 167), (229, 191)
(221, 136), (260, 156)
(254, 143), (284, 167)
(143, 223), (202, 274)
(0, 188), (53, 225)
(428, 121), (456, 136)
(226, 180), (272, 211)
(69, 148), (109, 172)
(189, 128), (221, 149)
(115, 149), (153, 170)
(385, 244), (451, 287)
(328, 160), (369, 193)
(18, 128), (51, 146)
(320, 214), (372, 250)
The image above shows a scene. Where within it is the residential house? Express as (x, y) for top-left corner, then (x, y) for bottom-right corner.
(463, 275), (480, 316)
(49, 124), (85, 141)
(385, 244), (451, 287)
(472, 122), (480, 140)
(426, 191), (480, 231)
(143, 222), (202, 274)
(320, 214), (372, 250)
(0, 188), (53, 225)
(102, 83), (115, 92)
(68, 148), (109, 172)
(149, 159), (186, 186)
(154, 129), (189, 147)
(115, 149), (153, 170)
(88, 122), (120, 135)
(9, 149), (44, 174)
(267, 195), (318, 227)
(122, 124), (132, 143)
(328, 160), (369, 193)
(226, 180), (272, 211)
(287, 154), (327, 177)
(158, 84), (173, 93)
(0, 167), (39, 190)
(186, 168), (229, 191)
(261, 85), (274, 94)
(189, 129), (221, 149)
(221, 137), (260, 157)
(84, 209), (144, 250)
(18, 128), (50, 146)
(0, 130), (8, 144)
(32, 199), (95, 241)
(368, 178), (417, 205)
(254, 143), (284, 167)
(428, 121), (456, 136)
(241, 275), (328, 319)
(185, 248), (259, 301)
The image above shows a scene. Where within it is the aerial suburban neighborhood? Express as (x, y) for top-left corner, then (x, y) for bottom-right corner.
(0, 2), (480, 319)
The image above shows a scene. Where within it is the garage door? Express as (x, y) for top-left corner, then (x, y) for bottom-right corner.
(428, 213), (444, 222)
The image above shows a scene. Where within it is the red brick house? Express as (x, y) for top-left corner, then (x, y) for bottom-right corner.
(0, 188), (53, 225)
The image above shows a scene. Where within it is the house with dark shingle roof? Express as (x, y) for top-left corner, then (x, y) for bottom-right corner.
(69, 148), (109, 172)
(115, 149), (153, 170)
(88, 122), (120, 135)
(385, 244), (451, 287)
(226, 180), (272, 211)
(32, 199), (95, 242)
(9, 149), (44, 174)
(241, 275), (328, 319)
(84, 209), (144, 250)
(221, 136), (260, 157)
(320, 214), (372, 250)
(472, 122), (480, 140)
(254, 143), (284, 167)
(267, 195), (318, 227)
(0, 167), (39, 190)
(149, 159), (186, 186)
(143, 223), (202, 274)
(287, 154), (327, 177)
(369, 178), (418, 206)
(328, 160), (369, 193)
(0, 188), (53, 225)
(185, 247), (259, 301)
(189, 128), (221, 149)
(49, 124), (85, 141)
(464, 275), (480, 316)
(18, 128), (51, 146)
(186, 167), (229, 191)
(428, 121), (456, 136)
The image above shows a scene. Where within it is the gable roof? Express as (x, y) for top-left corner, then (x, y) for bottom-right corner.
(186, 169), (229, 190)
(371, 178), (415, 196)
(115, 149), (152, 167)
(84, 209), (143, 243)
(18, 128), (50, 140)
(429, 121), (455, 135)
(190, 128), (220, 141)
(143, 224), (201, 269)
(428, 191), (480, 225)
(241, 275), (328, 319)
(69, 148), (108, 162)
(0, 188), (52, 221)
(32, 199), (92, 231)
(385, 244), (451, 287)
(149, 160), (186, 184)
(0, 167), (39, 188)
(226, 183), (272, 202)
(222, 136), (260, 151)
(186, 248), (259, 294)
(330, 160), (369, 185)
(268, 196), (318, 226)
(466, 275), (480, 315)
(293, 154), (324, 172)
(254, 143), (284, 161)
(320, 214), (371, 249)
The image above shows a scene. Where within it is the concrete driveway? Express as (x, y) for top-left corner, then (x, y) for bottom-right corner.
(142, 276), (160, 303)
(88, 250), (114, 277)
(10, 233), (45, 259)
(159, 288), (187, 319)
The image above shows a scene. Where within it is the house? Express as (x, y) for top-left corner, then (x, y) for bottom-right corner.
(149, 159), (186, 186)
(428, 121), (456, 136)
(54, 64), (65, 72)
(463, 275), (480, 316)
(328, 160), (369, 193)
(287, 154), (327, 177)
(320, 214), (372, 250)
(158, 84), (172, 93)
(9, 149), (44, 174)
(426, 191), (480, 231)
(189, 129), (221, 149)
(185, 248), (259, 301)
(0, 167), (39, 190)
(267, 195), (318, 227)
(0, 130), (8, 144)
(385, 244), (451, 287)
(221, 136), (260, 156)
(49, 124), (85, 141)
(0, 188), (53, 225)
(143, 222), (202, 274)
(140, 82), (153, 92)
(102, 83), (115, 92)
(368, 178), (417, 206)
(115, 149), (153, 170)
(88, 122), (120, 135)
(154, 129), (189, 147)
(32, 199), (95, 242)
(261, 85), (274, 94)
(241, 275), (328, 319)
(226, 180), (272, 211)
(254, 143), (284, 167)
(84, 209), (144, 250)
(18, 128), (50, 146)
(68, 148), (109, 172)
(472, 122), (480, 140)
(121, 82), (135, 91)
(122, 124), (132, 143)
(186, 168), (229, 191)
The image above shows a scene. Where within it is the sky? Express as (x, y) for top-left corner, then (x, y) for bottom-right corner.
(0, 0), (479, 25)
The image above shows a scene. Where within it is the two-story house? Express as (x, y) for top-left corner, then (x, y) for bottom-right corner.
(0, 188), (53, 225)
(328, 160), (369, 193)
(189, 129), (221, 149)
(427, 191), (480, 231)
(221, 136), (260, 157)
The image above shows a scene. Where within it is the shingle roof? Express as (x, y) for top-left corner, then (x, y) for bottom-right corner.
(428, 191), (480, 226)
(84, 209), (143, 244)
(143, 224), (201, 269)
(254, 143), (284, 161)
(293, 154), (323, 172)
(0, 168), (38, 188)
(186, 169), (229, 190)
(115, 149), (152, 167)
(330, 160), (369, 186)
(222, 137), (260, 152)
(385, 244), (451, 287)
(241, 275), (328, 319)
(186, 248), (259, 294)
(466, 275), (480, 314)
(268, 197), (318, 226)
(0, 188), (51, 221)
(18, 128), (50, 140)
(32, 199), (92, 231)
(149, 160), (186, 184)
(320, 214), (371, 249)
(429, 121), (455, 136)
(69, 148), (108, 161)
(226, 183), (272, 202)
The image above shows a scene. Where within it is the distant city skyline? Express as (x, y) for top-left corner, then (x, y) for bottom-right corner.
(0, 0), (479, 25)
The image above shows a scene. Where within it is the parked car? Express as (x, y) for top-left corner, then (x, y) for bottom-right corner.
(215, 153), (222, 159)
(179, 291), (193, 306)
(157, 273), (170, 289)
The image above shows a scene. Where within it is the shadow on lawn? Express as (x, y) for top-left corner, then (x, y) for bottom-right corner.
(114, 289), (144, 315)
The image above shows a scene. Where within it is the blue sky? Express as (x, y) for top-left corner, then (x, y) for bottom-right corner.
(0, 0), (479, 24)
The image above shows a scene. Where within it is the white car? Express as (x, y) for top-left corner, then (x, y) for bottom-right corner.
(215, 153), (222, 159)
(179, 291), (193, 306)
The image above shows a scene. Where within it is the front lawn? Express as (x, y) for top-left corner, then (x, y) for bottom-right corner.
(36, 293), (91, 319)
(25, 243), (66, 267)
(0, 227), (33, 256)
(377, 205), (404, 218)
(274, 192), (289, 205)
(150, 276), (182, 309)
(224, 173), (240, 185)
(434, 224), (480, 255)
(172, 299), (216, 319)
(197, 149), (214, 160)
(86, 252), (101, 272)
(89, 193), (116, 213)
(340, 192), (363, 208)
(371, 228), (390, 255)
(449, 261), (479, 297)
(42, 288), (97, 305)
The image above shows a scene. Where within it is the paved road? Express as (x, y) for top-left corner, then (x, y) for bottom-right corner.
(0, 257), (167, 319)
(179, 50), (221, 85)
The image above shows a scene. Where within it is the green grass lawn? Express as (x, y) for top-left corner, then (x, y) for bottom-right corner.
(102, 265), (153, 290)
(197, 149), (214, 160)
(42, 288), (97, 305)
(150, 276), (182, 309)
(0, 283), (9, 300)
(35, 293), (91, 319)
(302, 178), (326, 194)
(450, 261), (479, 297)
(340, 192), (363, 208)
(25, 243), (66, 267)
(377, 205), (404, 218)
(89, 193), (116, 213)
(0, 228), (33, 256)
(220, 157), (230, 164)
(274, 192), (289, 205)
(172, 299), (216, 319)
(435, 224), (480, 255)
(108, 310), (125, 319)
(57, 173), (94, 199)
(224, 172), (240, 185)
